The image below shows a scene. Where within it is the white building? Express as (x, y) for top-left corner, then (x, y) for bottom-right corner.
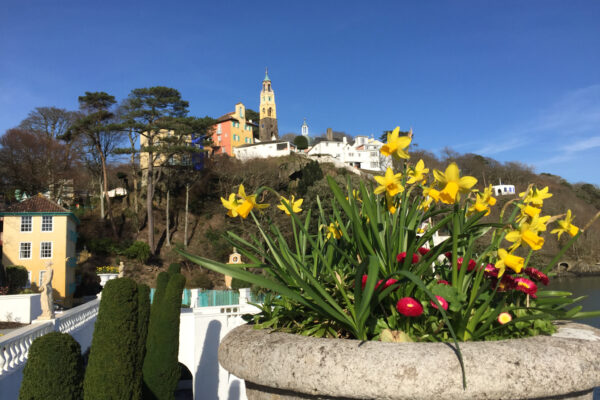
(301, 118), (309, 137)
(233, 140), (296, 161)
(306, 136), (388, 172)
(492, 184), (516, 196)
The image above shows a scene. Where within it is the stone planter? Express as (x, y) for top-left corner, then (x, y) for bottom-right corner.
(97, 273), (118, 287)
(219, 322), (600, 400)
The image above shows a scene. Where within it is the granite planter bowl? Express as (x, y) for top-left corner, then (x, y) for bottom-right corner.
(219, 322), (600, 400)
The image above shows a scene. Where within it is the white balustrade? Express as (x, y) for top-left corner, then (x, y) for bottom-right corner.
(56, 299), (100, 334)
(0, 322), (53, 376)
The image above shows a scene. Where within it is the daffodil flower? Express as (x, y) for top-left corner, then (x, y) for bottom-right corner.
(468, 185), (497, 216)
(374, 167), (404, 197)
(519, 186), (552, 206)
(495, 248), (524, 277)
(433, 163), (477, 204)
(235, 184), (269, 219)
(277, 195), (303, 215)
(551, 209), (579, 239)
(516, 204), (542, 224)
(385, 193), (397, 214)
(505, 224), (545, 251)
(380, 127), (411, 160)
(326, 222), (342, 240)
(221, 193), (240, 218)
(406, 159), (429, 185)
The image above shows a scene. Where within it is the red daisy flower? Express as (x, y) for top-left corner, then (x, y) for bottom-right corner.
(417, 247), (430, 256)
(430, 295), (449, 311)
(382, 278), (398, 289)
(396, 297), (423, 317)
(484, 264), (499, 278)
(397, 252), (419, 264)
(444, 252), (452, 259)
(457, 257), (477, 272)
(524, 267), (549, 286)
(437, 279), (450, 285)
(361, 274), (368, 289)
(514, 277), (538, 297)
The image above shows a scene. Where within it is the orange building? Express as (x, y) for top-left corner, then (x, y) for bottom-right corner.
(211, 103), (256, 156)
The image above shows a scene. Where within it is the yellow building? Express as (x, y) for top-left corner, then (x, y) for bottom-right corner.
(1, 194), (79, 302)
(211, 103), (255, 156)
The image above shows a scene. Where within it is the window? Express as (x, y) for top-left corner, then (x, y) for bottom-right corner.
(26, 271), (32, 288)
(217, 124), (222, 134)
(21, 216), (32, 232)
(41, 216), (53, 232)
(40, 242), (52, 259)
(39, 270), (46, 287)
(20, 242), (32, 259)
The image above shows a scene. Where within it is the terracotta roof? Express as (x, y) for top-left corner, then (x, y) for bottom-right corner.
(6, 194), (69, 213)
(216, 112), (239, 123)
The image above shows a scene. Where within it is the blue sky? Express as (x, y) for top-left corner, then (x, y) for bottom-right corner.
(1, 1), (599, 185)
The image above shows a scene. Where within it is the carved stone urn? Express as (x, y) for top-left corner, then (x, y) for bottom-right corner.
(219, 322), (600, 400)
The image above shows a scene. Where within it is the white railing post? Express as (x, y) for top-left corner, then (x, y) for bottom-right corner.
(238, 288), (251, 304)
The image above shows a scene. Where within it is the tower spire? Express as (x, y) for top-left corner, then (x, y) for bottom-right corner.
(264, 67), (270, 82)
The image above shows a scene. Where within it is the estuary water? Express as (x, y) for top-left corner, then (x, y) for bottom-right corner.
(548, 276), (600, 329)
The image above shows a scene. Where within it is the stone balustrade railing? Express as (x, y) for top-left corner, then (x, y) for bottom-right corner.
(0, 298), (100, 377)
(0, 321), (54, 376)
(56, 298), (100, 334)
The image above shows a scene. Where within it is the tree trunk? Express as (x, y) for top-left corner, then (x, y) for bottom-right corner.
(147, 151), (155, 253)
(98, 147), (118, 238)
(184, 184), (189, 248)
(99, 177), (105, 219)
(166, 189), (170, 247)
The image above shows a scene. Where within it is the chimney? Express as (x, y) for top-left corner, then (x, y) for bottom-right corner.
(343, 136), (347, 145)
(326, 128), (333, 141)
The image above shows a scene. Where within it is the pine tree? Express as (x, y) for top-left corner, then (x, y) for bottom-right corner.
(19, 332), (84, 400)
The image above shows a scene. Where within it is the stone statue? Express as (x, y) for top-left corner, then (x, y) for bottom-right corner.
(38, 261), (55, 320)
(118, 261), (125, 278)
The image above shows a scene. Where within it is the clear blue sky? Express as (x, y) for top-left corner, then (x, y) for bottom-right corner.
(1, 1), (599, 185)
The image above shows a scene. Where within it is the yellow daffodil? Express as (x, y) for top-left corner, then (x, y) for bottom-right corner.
(380, 127), (411, 160)
(505, 224), (545, 251)
(551, 209), (579, 239)
(516, 204), (542, 223)
(406, 159), (429, 185)
(277, 195), (303, 215)
(495, 248), (524, 277)
(326, 222), (342, 240)
(346, 189), (362, 203)
(374, 167), (404, 197)
(519, 186), (552, 206)
(528, 214), (550, 232)
(221, 193), (240, 218)
(385, 193), (397, 214)
(468, 185), (497, 216)
(235, 184), (269, 219)
(433, 163), (477, 204)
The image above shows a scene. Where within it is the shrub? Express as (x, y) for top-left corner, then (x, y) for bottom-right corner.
(83, 278), (140, 400)
(230, 277), (251, 290)
(19, 332), (84, 400)
(167, 263), (181, 275)
(143, 273), (186, 400)
(6, 265), (28, 294)
(187, 271), (213, 289)
(123, 241), (151, 264)
(298, 160), (323, 195)
(133, 284), (150, 400)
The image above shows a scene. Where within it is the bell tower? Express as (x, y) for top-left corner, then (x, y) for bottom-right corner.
(259, 68), (278, 141)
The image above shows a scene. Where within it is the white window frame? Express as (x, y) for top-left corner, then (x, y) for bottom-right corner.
(41, 215), (53, 232)
(26, 271), (32, 288)
(19, 242), (32, 259)
(21, 216), (32, 232)
(39, 270), (46, 287)
(40, 241), (53, 259)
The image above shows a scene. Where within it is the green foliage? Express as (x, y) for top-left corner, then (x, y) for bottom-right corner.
(167, 263), (181, 275)
(19, 332), (84, 400)
(133, 284), (151, 400)
(297, 160), (323, 195)
(83, 278), (140, 400)
(6, 265), (28, 293)
(143, 273), (186, 400)
(293, 135), (308, 150)
(87, 237), (129, 256)
(123, 241), (151, 263)
(230, 277), (251, 290)
(186, 271), (214, 289)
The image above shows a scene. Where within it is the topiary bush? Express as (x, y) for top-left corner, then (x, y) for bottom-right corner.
(167, 263), (181, 275)
(133, 284), (150, 400)
(6, 265), (28, 293)
(83, 278), (140, 400)
(143, 273), (186, 400)
(123, 241), (151, 263)
(19, 332), (84, 400)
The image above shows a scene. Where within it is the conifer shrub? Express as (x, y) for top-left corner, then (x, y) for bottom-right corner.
(19, 332), (83, 400)
(143, 273), (186, 400)
(133, 284), (151, 400)
(123, 241), (151, 263)
(167, 263), (181, 275)
(83, 278), (139, 400)
(6, 265), (28, 293)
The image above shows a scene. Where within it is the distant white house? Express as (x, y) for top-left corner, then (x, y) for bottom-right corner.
(492, 184), (516, 196)
(306, 136), (389, 172)
(104, 188), (128, 198)
(233, 140), (296, 161)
